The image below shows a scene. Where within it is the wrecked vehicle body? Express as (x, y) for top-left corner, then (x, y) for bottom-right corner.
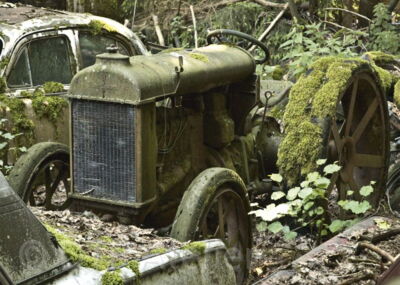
(0, 3), (148, 209)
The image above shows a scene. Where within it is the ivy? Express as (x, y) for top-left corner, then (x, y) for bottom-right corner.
(251, 160), (375, 242)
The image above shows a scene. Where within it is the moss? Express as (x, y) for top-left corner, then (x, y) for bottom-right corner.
(30, 86), (67, 134)
(394, 80), (400, 108)
(188, 53), (209, 63)
(45, 224), (111, 271)
(271, 65), (286, 80)
(277, 56), (382, 186)
(0, 77), (6, 93)
(363, 51), (398, 65)
(149, 248), (167, 255)
(127, 260), (140, 278)
(88, 20), (117, 35)
(161, 47), (184, 53)
(100, 236), (113, 243)
(182, 241), (206, 255)
(0, 57), (9, 70)
(43, 81), (64, 93)
(101, 270), (123, 285)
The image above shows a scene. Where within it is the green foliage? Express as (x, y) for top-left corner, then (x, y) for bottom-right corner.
(251, 161), (375, 241)
(367, 4), (400, 54)
(0, 118), (25, 174)
(275, 23), (359, 77)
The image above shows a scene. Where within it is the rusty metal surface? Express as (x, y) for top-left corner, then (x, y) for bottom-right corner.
(378, 256), (400, 285)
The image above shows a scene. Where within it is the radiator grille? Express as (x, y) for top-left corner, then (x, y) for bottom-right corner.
(72, 100), (136, 202)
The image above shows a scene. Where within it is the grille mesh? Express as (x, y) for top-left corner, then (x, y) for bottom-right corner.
(72, 100), (136, 202)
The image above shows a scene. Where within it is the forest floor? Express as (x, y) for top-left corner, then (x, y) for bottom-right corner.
(31, 203), (400, 284)
(250, 206), (400, 284)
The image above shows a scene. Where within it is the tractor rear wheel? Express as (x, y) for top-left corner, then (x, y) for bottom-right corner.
(324, 70), (389, 206)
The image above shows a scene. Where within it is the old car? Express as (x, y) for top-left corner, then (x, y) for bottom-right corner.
(0, 2), (148, 210)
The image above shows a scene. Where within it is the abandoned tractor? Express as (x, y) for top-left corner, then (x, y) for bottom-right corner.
(65, 29), (390, 283)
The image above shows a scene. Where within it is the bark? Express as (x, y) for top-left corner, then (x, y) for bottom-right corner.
(388, 0), (400, 12)
(287, 0), (302, 23)
(342, 0), (354, 28)
(359, 0), (379, 27)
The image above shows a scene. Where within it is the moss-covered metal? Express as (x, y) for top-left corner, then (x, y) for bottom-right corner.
(182, 241), (206, 255)
(277, 56), (386, 186)
(101, 270), (123, 285)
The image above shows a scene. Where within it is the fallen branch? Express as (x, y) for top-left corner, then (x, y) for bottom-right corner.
(324, 7), (371, 22)
(252, 0), (287, 8)
(151, 14), (165, 46)
(371, 228), (400, 244)
(190, 5), (198, 48)
(249, 3), (289, 52)
(339, 271), (376, 285)
(358, 242), (395, 263)
(321, 20), (367, 34)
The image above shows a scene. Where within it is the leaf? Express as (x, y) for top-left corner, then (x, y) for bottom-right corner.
(284, 231), (297, 240)
(374, 218), (391, 230)
(307, 172), (320, 182)
(304, 201), (314, 211)
(0, 142), (7, 150)
(256, 221), (267, 232)
(360, 185), (374, 197)
(2, 133), (15, 140)
(19, 146), (27, 153)
(315, 207), (324, 215)
(347, 200), (371, 214)
(271, 191), (285, 201)
(267, 221), (283, 234)
(323, 164), (341, 174)
(287, 187), (300, 201)
(300, 180), (310, 188)
(315, 177), (331, 188)
(347, 190), (354, 196)
(316, 159), (327, 166)
(298, 187), (313, 199)
(329, 219), (347, 233)
(270, 173), (283, 183)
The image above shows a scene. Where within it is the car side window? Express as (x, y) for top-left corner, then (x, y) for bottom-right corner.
(7, 48), (31, 87)
(8, 36), (73, 88)
(79, 32), (129, 68)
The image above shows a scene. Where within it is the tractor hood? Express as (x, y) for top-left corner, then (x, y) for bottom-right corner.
(68, 44), (256, 105)
(0, 172), (71, 284)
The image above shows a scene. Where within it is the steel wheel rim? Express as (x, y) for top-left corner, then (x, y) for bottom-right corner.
(197, 187), (250, 284)
(28, 159), (70, 210)
(326, 72), (388, 205)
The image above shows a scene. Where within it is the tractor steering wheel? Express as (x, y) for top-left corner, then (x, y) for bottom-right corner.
(206, 29), (270, 64)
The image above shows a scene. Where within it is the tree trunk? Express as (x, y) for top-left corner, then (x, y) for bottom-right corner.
(342, 0), (354, 28)
(359, 0), (379, 27)
(388, 0), (400, 12)
(287, 0), (302, 23)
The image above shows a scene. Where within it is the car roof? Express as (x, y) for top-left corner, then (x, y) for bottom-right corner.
(0, 2), (148, 58)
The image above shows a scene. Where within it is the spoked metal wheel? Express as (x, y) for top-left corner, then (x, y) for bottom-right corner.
(28, 159), (70, 210)
(8, 142), (71, 211)
(325, 71), (389, 206)
(197, 187), (250, 284)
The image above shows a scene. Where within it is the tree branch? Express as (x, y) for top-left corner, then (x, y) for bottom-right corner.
(252, 0), (287, 8)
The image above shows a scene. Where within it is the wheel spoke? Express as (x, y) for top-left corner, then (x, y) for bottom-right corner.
(217, 197), (225, 239)
(326, 171), (340, 197)
(352, 98), (378, 143)
(331, 121), (343, 150)
(353, 153), (385, 168)
(345, 79), (358, 137)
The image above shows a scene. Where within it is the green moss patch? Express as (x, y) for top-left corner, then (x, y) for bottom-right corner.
(150, 248), (167, 255)
(277, 56), (385, 186)
(182, 241), (206, 255)
(88, 20), (117, 35)
(189, 53), (209, 63)
(394, 80), (400, 108)
(45, 224), (111, 271)
(101, 270), (123, 285)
